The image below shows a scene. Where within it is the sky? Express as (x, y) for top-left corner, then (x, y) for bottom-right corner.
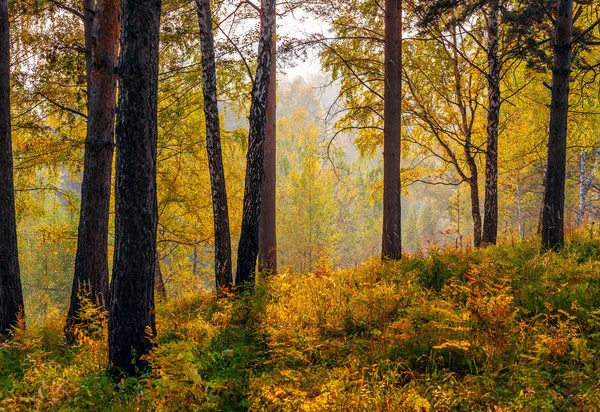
(277, 11), (329, 78)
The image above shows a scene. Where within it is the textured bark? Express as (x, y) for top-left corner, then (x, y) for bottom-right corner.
(154, 251), (166, 299)
(541, 0), (572, 250)
(258, 15), (277, 275)
(482, 1), (501, 246)
(235, 0), (275, 286)
(108, 0), (161, 376)
(196, 0), (233, 290)
(66, 0), (119, 338)
(381, 0), (402, 260)
(0, 0), (24, 336)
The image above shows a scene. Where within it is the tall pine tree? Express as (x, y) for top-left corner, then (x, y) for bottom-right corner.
(108, 0), (161, 375)
(0, 0), (24, 336)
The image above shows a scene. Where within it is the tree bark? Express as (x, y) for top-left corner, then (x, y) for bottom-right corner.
(235, 0), (275, 287)
(108, 0), (161, 376)
(482, 1), (501, 246)
(258, 14), (277, 275)
(541, 0), (572, 250)
(0, 0), (24, 336)
(381, 0), (402, 260)
(196, 0), (233, 290)
(66, 0), (119, 339)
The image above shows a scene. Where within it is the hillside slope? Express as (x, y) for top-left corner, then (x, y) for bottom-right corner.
(2, 239), (600, 410)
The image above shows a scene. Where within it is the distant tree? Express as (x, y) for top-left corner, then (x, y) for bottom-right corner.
(108, 0), (162, 375)
(0, 0), (24, 336)
(277, 108), (337, 272)
(236, 0), (276, 287)
(382, 0), (402, 260)
(196, 0), (233, 290)
(575, 149), (600, 227)
(154, 250), (167, 299)
(66, 0), (120, 340)
(404, 27), (487, 247)
(415, 0), (511, 246)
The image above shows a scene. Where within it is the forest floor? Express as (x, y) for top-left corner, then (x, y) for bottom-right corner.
(3, 238), (600, 411)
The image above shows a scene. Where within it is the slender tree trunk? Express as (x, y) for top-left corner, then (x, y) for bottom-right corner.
(0, 0), (24, 336)
(469, 177), (483, 248)
(516, 171), (524, 239)
(192, 244), (198, 276)
(65, 0), (119, 338)
(108, 0), (161, 376)
(196, 0), (233, 290)
(381, 0), (402, 260)
(258, 14), (277, 275)
(235, 0), (275, 287)
(575, 148), (599, 227)
(482, 1), (501, 246)
(541, 0), (572, 250)
(154, 250), (166, 299)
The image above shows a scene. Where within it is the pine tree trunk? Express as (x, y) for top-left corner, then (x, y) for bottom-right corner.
(0, 0), (24, 336)
(381, 0), (402, 260)
(196, 0), (233, 290)
(541, 0), (572, 250)
(235, 0), (275, 287)
(258, 15), (277, 275)
(482, 1), (501, 246)
(108, 0), (161, 376)
(66, 0), (119, 338)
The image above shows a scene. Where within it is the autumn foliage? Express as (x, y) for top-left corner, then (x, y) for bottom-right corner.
(3, 237), (600, 410)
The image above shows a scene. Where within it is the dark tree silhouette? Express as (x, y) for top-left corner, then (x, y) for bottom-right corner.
(382, 0), (402, 260)
(66, 0), (120, 339)
(482, 0), (501, 246)
(0, 0), (24, 336)
(108, 0), (161, 375)
(541, 0), (573, 250)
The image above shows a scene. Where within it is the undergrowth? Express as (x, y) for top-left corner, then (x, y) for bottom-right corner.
(2, 238), (600, 410)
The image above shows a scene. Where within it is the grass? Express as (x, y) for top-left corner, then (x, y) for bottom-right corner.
(2, 238), (600, 410)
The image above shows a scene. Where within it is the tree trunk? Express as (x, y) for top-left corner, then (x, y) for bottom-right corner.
(0, 0), (24, 336)
(469, 177), (483, 248)
(108, 0), (161, 376)
(66, 0), (119, 339)
(482, 1), (501, 246)
(541, 0), (572, 250)
(196, 0), (233, 290)
(258, 14), (277, 275)
(381, 0), (402, 260)
(235, 0), (275, 287)
(154, 250), (166, 299)
(575, 149), (598, 227)
(516, 171), (524, 239)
